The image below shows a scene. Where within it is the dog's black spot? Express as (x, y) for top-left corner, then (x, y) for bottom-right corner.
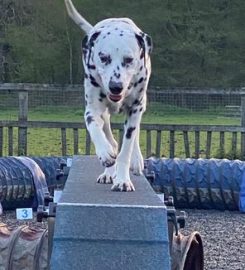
(133, 109), (138, 114)
(100, 92), (106, 99)
(113, 71), (120, 79)
(120, 33), (124, 36)
(86, 111), (90, 115)
(126, 127), (136, 139)
(127, 83), (133, 90)
(139, 107), (143, 112)
(117, 66), (120, 71)
(85, 100), (88, 106)
(98, 91), (106, 102)
(84, 73), (89, 79)
(138, 77), (144, 84)
(140, 66), (143, 71)
(89, 75), (100, 87)
(139, 87), (144, 93)
(86, 115), (94, 125)
(133, 99), (142, 106)
(134, 99), (139, 105)
(134, 82), (138, 88)
(87, 64), (96, 70)
(124, 120), (128, 125)
(90, 80), (99, 87)
(129, 109), (133, 116)
(105, 60), (112, 66)
(107, 32), (111, 35)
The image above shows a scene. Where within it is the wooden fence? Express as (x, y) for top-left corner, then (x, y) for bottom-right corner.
(1, 83), (245, 159)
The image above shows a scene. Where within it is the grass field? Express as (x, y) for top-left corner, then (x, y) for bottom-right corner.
(0, 104), (242, 158)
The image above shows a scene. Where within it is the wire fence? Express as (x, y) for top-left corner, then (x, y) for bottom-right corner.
(0, 84), (244, 122)
(149, 88), (242, 113)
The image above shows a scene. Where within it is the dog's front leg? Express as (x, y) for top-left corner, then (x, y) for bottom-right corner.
(111, 110), (143, 192)
(85, 108), (117, 168)
(96, 110), (118, 184)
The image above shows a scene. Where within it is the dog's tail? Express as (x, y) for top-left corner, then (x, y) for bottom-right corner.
(64, 0), (93, 34)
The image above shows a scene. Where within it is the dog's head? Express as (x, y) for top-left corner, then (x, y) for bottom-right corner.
(83, 25), (152, 103)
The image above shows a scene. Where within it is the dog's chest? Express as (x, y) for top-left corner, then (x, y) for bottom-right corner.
(107, 91), (141, 115)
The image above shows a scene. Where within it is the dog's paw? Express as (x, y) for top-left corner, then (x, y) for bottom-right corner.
(97, 173), (113, 184)
(96, 143), (117, 167)
(97, 166), (115, 184)
(111, 180), (135, 192)
(130, 152), (144, 175)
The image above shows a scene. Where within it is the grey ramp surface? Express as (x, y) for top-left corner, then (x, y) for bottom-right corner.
(60, 155), (165, 206)
(51, 241), (167, 270)
(51, 156), (170, 270)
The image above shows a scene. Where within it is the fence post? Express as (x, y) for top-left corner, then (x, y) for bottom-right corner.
(18, 91), (28, 155)
(241, 94), (245, 160)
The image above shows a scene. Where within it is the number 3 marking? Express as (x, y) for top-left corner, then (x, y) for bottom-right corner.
(22, 209), (28, 218)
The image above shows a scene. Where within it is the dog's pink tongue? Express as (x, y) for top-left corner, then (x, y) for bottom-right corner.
(109, 94), (122, 102)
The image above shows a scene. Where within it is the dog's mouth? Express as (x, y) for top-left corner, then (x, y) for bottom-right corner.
(109, 94), (122, 102)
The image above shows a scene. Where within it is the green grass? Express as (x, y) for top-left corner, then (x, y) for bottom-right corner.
(0, 104), (242, 158)
(1, 103), (240, 125)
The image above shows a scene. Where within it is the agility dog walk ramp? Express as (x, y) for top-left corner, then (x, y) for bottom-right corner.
(50, 155), (171, 270)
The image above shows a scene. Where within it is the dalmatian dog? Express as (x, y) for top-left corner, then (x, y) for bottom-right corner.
(65, 0), (152, 191)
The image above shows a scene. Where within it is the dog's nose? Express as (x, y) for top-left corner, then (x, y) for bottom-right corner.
(109, 81), (123, 95)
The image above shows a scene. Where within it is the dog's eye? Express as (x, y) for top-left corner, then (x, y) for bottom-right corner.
(123, 57), (133, 65)
(99, 54), (111, 65)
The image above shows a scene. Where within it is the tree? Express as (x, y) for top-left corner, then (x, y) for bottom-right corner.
(0, 0), (245, 87)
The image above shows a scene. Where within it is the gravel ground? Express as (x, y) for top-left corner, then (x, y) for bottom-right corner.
(182, 209), (245, 270)
(1, 209), (245, 270)
(0, 211), (47, 229)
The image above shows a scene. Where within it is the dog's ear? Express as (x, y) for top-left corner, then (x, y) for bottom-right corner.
(82, 31), (101, 55)
(83, 31), (101, 66)
(82, 35), (89, 50)
(88, 31), (101, 49)
(135, 33), (153, 66)
(144, 34), (153, 54)
(135, 32), (153, 55)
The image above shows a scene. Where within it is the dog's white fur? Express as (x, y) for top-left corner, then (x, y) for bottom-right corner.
(65, 0), (152, 191)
